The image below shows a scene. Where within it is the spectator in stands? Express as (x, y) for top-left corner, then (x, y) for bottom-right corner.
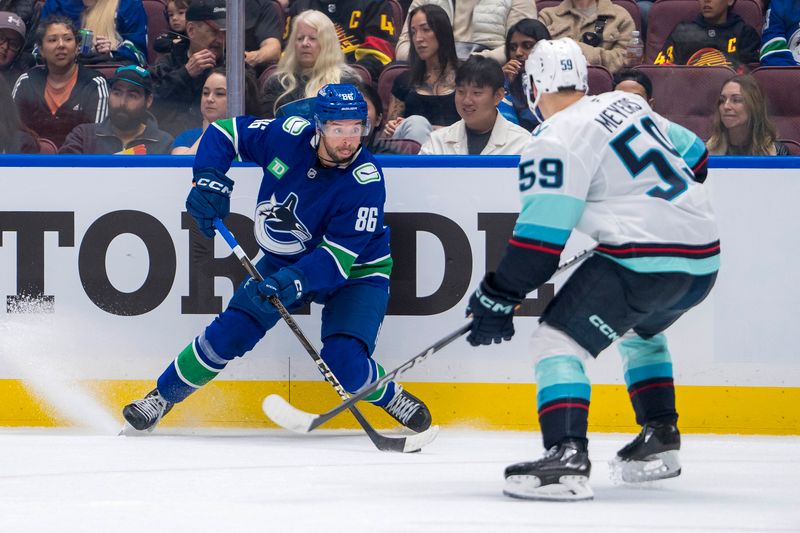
(396, 0), (537, 63)
(153, 0), (190, 56)
(285, 0), (397, 81)
(614, 68), (709, 182)
(502, 18), (550, 131)
(0, 10), (25, 86)
(0, 0), (35, 27)
(654, 0), (760, 69)
(383, 4), (460, 145)
(59, 65), (174, 154)
(707, 74), (789, 156)
(357, 81), (420, 154)
(420, 55), (530, 155)
(759, 0), (800, 66)
(12, 16), (108, 147)
(172, 67), (261, 154)
(539, 0), (635, 74)
(151, 0), (226, 137)
(262, 9), (361, 119)
(0, 75), (38, 153)
(41, 0), (148, 66)
(243, 0), (283, 74)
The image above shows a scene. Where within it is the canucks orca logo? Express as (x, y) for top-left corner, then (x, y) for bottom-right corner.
(254, 193), (312, 254)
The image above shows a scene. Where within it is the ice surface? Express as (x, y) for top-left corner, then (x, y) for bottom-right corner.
(0, 428), (797, 532)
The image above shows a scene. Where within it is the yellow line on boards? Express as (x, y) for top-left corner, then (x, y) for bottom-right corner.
(0, 379), (797, 435)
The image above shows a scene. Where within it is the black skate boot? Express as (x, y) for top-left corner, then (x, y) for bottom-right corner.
(504, 438), (593, 501)
(382, 385), (432, 433)
(122, 389), (174, 432)
(610, 421), (681, 483)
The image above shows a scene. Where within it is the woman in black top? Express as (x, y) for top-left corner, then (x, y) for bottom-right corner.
(383, 4), (459, 143)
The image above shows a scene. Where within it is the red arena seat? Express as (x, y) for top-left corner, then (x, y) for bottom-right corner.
(751, 67), (800, 143)
(587, 65), (614, 95)
(377, 63), (409, 117)
(634, 64), (735, 140)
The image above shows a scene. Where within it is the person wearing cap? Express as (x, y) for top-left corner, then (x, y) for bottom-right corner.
(59, 65), (173, 154)
(0, 10), (26, 86)
(151, 0), (227, 136)
(11, 15), (108, 147)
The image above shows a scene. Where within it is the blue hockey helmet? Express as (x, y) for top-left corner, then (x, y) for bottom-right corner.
(314, 83), (370, 136)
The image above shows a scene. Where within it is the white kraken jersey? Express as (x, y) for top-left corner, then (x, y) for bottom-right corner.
(515, 91), (720, 275)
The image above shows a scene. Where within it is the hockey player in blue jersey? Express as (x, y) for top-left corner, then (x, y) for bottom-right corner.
(465, 39), (720, 501)
(759, 0), (800, 66)
(122, 84), (432, 434)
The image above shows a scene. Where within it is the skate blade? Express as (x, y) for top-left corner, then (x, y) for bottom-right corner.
(503, 475), (593, 501)
(118, 421), (156, 436)
(609, 450), (681, 484)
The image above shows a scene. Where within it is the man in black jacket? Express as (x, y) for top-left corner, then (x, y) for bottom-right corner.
(151, 0), (226, 136)
(654, 0), (760, 68)
(60, 65), (173, 154)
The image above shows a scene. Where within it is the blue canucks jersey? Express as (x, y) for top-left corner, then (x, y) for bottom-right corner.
(194, 115), (392, 293)
(760, 0), (800, 66)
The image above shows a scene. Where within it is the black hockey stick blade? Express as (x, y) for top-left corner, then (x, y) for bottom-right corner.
(213, 218), (437, 453)
(263, 395), (440, 452)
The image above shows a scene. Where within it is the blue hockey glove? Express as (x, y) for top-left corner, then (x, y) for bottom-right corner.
(185, 168), (234, 238)
(466, 273), (522, 347)
(250, 267), (307, 311)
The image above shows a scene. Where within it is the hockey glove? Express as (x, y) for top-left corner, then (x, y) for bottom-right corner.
(466, 273), (521, 347)
(185, 168), (234, 238)
(251, 267), (307, 311)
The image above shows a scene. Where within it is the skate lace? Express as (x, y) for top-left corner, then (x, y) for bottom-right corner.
(136, 396), (166, 421)
(385, 391), (419, 425)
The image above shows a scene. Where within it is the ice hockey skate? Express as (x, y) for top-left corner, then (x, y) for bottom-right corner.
(610, 421), (681, 483)
(121, 389), (174, 432)
(503, 438), (593, 501)
(381, 385), (432, 433)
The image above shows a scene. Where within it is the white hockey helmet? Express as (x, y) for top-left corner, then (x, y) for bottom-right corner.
(523, 38), (588, 116)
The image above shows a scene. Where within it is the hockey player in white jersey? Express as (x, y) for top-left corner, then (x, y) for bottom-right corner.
(464, 38), (720, 501)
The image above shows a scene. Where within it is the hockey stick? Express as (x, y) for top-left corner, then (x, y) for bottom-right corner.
(263, 245), (597, 434)
(212, 217), (439, 453)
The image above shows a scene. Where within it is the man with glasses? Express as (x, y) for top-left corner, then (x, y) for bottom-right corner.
(123, 84), (434, 438)
(0, 11), (25, 86)
(151, 0), (226, 136)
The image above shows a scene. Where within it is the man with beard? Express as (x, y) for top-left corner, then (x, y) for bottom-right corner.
(122, 84), (435, 441)
(59, 65), (173, 154)
(151, 0), (226, 136)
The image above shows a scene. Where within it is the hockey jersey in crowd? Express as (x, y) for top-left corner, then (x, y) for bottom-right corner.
(654, 13), (760, 67)
(759, 0), (800, 66)
(285, 0), (397, 81)
(11, 64), (108, 147)
(515, 90), (719, 276)
(194, 115), (392, 293)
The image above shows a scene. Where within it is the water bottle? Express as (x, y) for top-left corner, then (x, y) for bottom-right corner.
(626, 30), (643, 66)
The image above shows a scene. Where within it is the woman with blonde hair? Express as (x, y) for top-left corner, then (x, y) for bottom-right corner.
(41, 0), (148, 65)
(261, 9), (360, 118)
(707, 74), (789, 156)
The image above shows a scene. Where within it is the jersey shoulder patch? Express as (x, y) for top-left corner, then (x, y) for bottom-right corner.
(282, 116), (312, 135)
(352, 162), (382, 184)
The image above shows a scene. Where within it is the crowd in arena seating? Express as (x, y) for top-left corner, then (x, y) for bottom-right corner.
(0, 0), (797, 156)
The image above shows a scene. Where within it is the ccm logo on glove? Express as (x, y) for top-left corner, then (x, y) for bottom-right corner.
(475, 286), (515, 314)
(195, 177), (232, 196)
